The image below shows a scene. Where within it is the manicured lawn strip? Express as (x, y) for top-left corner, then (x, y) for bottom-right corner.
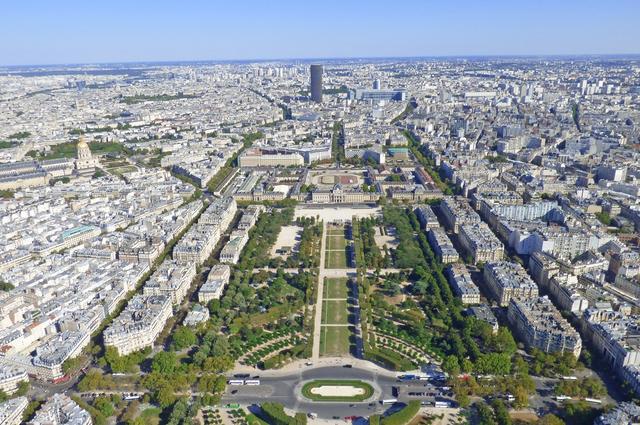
(325, 250), (347, 268)
(324, 278), (349, 299)
(301, 380), (374, 402)
(326, 235), (347, 250)
(320, 326), (350, 356)
(322, 300), (348, 324)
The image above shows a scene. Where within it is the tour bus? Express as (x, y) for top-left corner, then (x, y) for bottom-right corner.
(434, 400), (451, 408)
(123, 393), (141, 401)
(380, 399), (398, 405)
(585, 398), (602, 404)
(561, 376), (578, 381)
(228, 379), (245, 386)
(244, 379), (261, 386)
(554, 395), (572, 401)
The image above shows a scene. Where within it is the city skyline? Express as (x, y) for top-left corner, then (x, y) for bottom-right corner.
(1, 0), (639, 66)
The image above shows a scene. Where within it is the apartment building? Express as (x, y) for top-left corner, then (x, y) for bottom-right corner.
(28, 394), (92, 425)
(219, 230), (249, 264)
(103, 295), (172, 356)
(446, 263), (480, 305)
(198, 264), (231, 303)
(507, 296), (582, 358)
(458, 222), (504, 263)
(483, 261), (539, 307)
(415, 205), (440, 230)
(143, 260), (197, 305)
(440, 197), (481, 234)
(427, 227), (459, 263)
(0, 397), (28, 425)
(0, 364), (28, 394)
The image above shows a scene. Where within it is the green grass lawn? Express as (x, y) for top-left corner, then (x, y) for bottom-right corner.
(319, 326), (351, 356)
(324, 278), (349, 299)
(322, 300), (349, 325)
(325, 249), (348, 268)
(326, 235), (347, 250)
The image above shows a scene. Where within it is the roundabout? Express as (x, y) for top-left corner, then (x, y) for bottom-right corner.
(301, 379), (375, 402)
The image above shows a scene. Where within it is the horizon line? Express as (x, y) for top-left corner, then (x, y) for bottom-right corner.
(2, 52), (640, 69)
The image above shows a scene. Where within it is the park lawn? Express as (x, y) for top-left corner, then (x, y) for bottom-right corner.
(326, 235), (347, 251)
(320, 326), (351, 356)
(322, 300), (349, 325)
(325, 249), (348, 268)
(324, 278), (349, 299)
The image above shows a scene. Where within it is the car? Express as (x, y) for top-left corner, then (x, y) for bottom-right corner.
(252, 375), (260, 379)
(332, 416), (340, 420)
(231, 390), (238, 394)
(234, 373), (250, 378)
(343, 364), (353, 368)
(305, 362), (313, 366)
(368, 402), (376, 406)
(349, 404), (355, 407)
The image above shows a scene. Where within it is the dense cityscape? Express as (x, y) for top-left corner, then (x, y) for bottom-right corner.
(1, 20), (640, 425)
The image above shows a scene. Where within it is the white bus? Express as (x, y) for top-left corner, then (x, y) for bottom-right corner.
(561, 376), (578, 381)
(244, 379), (261, 386)
(554, 395), (572, 401)
(380, 399), (398, 405)
(585, 398), (602, 404)
(228, 380), (245, 386)
(434, 401), (451, 408)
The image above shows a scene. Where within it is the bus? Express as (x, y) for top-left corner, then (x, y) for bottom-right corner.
(244, 379), (261, 386)
(554, 395), (572, 401)
(561, 376), (578, 381)
(228, 380), (245, 386)
(397, 374), (416, 381)
(434, 401), (451, 408)
(380, 399), (398, 405)
(585, 398), (602, 404)
(123, 394), (141, 401)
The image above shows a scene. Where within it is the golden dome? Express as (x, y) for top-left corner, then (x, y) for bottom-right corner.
(77, 137), (89, 149)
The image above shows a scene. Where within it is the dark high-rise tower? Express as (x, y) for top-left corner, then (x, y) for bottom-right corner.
(310, 64), (323, 103)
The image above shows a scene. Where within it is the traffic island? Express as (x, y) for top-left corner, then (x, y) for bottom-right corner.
(301, 379), (375, 402)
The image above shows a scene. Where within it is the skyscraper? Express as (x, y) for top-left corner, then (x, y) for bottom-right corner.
(310, 64), (323, 103)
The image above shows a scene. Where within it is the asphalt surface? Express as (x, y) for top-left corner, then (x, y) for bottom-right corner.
(221, 365), (452, 419)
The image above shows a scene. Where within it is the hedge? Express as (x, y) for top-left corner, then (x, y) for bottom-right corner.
(364, 347), (415, 371)
(380, 401), (420, 425)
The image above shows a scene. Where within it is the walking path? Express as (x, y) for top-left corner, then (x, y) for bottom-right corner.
(311, 221), (328, 360)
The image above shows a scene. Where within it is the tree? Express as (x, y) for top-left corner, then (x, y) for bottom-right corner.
(491, 399), (511, 425)
(155, 384), (177, 408)
(15, 380), (29, 396)
(152, 351), (178, 375)
(476, 402), (497, 425)
(0, 281), (14, 291)
(538, 414), (565, 425)
(512, 385), (529, 408)
(442, 355), (460, 377)
(94, 396), (115, 417)
(171, 326), (197, 351)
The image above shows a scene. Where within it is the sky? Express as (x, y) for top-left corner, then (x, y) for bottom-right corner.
(1, 0), (639, 66)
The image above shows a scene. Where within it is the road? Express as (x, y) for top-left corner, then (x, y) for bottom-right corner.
(221, 365), (452, 419)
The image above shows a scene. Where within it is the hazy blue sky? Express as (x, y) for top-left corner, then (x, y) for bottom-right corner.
(1, 0), (639, 65)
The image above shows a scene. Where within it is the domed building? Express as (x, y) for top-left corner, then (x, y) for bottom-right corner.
(74, 137), (98, 176)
